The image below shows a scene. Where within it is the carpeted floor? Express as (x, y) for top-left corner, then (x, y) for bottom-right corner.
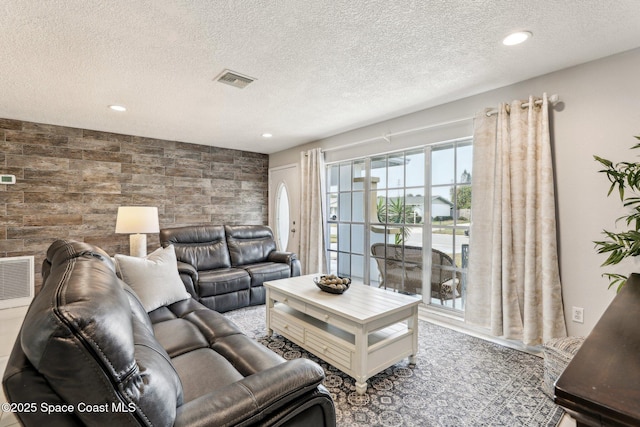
(224, 305), (563, 427)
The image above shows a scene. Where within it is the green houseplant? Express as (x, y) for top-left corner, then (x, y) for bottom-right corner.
(594, 136), (640, 291)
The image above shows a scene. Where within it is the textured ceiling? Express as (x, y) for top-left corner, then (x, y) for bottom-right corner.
(1, 1), (640, 154)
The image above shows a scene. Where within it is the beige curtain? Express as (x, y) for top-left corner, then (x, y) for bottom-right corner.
(466, 93), (567, 346)
(299, 148), (326, 275)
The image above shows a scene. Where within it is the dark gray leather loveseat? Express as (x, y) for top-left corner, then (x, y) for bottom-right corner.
(160, 225), (301, 313)
(2, 240), (335, 426)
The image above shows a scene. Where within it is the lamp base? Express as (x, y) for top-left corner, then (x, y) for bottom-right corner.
(129, 234), (147, 257)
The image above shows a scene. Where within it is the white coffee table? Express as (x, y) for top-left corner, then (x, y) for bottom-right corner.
(264, 275), (421, 394)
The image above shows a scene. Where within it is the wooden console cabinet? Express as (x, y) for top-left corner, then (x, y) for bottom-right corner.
(554, 273), (640, 426)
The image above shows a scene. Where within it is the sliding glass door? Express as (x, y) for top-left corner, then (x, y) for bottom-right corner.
(326, 138), (472, 313)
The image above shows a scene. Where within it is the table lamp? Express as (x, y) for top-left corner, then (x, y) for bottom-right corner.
(115, 206), (160, 257)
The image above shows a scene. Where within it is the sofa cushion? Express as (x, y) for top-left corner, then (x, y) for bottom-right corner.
(115, 245), (191, 312)
(150, 298), (285, 376)
(149, 298), (246, 346)
(153, 318), (210, 358)
(225, 225), (277, 266)
(172, 348), (245, 403)
(212, 334), (286, 376)
(161, 225), (232, 270)
(21, 240), (183, 427)
(201, 291), (251, 313)
(198, 268), (250, 297)
(242, 262), (291, 287)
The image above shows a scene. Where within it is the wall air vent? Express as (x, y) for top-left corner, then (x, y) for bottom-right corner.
(0, 255), (34, 309)
(215, 69), (256, 89)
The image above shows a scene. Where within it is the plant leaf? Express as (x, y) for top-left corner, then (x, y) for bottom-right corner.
(593, 139), (640, 291)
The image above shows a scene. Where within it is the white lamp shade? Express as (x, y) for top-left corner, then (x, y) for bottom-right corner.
(115, 206), (160, 234)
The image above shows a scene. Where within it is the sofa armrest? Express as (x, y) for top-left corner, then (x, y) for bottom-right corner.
(176, 261), (198, 298)
(174, 358), (324, 427)
(268, 251), (301, 277)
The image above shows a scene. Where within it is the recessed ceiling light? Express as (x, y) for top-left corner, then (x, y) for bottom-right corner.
(262, 133), (273, 138)
(503, 31), (532, 46)
(109, 105), (127, 112)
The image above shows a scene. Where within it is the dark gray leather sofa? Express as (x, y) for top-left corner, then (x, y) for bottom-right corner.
(160, 225), (301, 313)
(2, 240), (335, 427)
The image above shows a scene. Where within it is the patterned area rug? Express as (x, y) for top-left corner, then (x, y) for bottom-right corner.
(224, 306), (563, 427)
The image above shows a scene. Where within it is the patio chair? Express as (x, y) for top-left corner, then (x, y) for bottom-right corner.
(370, 243), (461, 303)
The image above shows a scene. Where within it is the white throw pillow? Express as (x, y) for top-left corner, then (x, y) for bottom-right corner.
(115, 245), (190, 312)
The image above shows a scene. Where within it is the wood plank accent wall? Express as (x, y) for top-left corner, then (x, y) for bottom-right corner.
(0, 118), (268, 293)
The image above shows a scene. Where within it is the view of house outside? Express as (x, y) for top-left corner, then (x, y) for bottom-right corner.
(326, 138), (472, 314)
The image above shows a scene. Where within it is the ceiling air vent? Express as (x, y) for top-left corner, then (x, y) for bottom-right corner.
(215, 70), (255, 89)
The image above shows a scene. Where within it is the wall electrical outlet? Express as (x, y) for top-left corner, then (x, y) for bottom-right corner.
(572, 306), (584, 323)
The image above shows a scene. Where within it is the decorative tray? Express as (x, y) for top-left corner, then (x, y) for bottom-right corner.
(313, 275), (351, 294)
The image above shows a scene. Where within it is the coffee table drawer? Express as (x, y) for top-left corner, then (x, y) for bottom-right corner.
(306, 329), (352, 370)
(271, 310), (305, 343)
(270, 290), (306, 313)
(305, 304), (356, 334)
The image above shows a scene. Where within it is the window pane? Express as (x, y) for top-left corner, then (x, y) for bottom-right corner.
(339, 163), (352, 191)
(352, 224), (364, 254)
(371, 156), (387, 188)
(432, 186), (453, 221)
(328, 165), (339, 193)
(431, 231), (455, 266)
(352, 191), (365, 222)
(432, 146), (454, 185)
(328, 251), (337, 275)
(405, 189), (424, 224)
(353, 160), (366, 190)
(328, 223), (337, 251)
(327, 194), (338, 221)
(456, 184), (472, 223)
(338, 223), (350, 252)
(370, 257), (382, 287)
(372, 190), (386, 223)
(404, 225), (423, 248)
(457, 142), (473, 179)
(388, 153), (404, 188)
(386, 189), (404, 225)
(276, 184), (290, 251)
(406, 149), (424, 187)
(370, 225), (387, 249)
(338, 252), (350, 277)
(338, 193), (351, 221)
(351, 254), (364, 280)
(388, 225), (405, 246)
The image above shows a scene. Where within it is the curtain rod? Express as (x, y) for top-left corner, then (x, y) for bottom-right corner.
(321, 116), (472, 153)
(320, 93), (560, 154)
(485, 93), (560, 117)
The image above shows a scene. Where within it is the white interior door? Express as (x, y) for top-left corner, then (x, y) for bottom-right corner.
(269, 164), (300, 254)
